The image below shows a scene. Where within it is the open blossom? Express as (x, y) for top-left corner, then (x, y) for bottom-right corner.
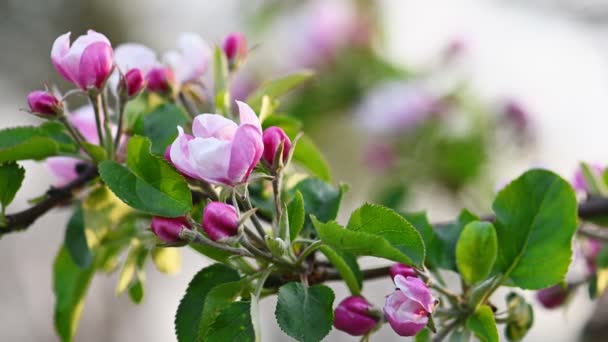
(151, 216), (190, 243)
(169, 101), (263, 185)
(51, 30), (114, 90)
(334, 296), (379, 336)
(389, 263), (417, 280)
(46, 105), (99, 186)
(384, 275), (435, 336)
(164, 32), (211, 84)
(202, 202), (240, 241)
(356, 81), (439, 135)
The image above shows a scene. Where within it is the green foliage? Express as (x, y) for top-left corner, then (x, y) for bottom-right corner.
(275, 282), (335, 342)
(213, 46), (231, 115)
(99, 136), (192, 217)
(467, 305), (498, 342)
(247, 70), (314, 111)
(133, 104), (190, 155)
(53, 246), (95, 342)
(492, 169), (578, 289)
(433, 210), (479, 271)
(206, 302), (254, 342)
(115, 241), (148, 295)
(64, 205), (92, 269)
(318, 245), (362, 295)
(348, 203), (425, 267)
(198, 280), (246, 340)
(504, 292), (534, 341)
(293, 178), (344, 235)
(287, 191), (305, 241)
(0, 122), (77, 162)
(292, 134), (332, 182)
(456, 221), (497, 285)
(174, 264), (240, 342)
(0, 162), (25, 214)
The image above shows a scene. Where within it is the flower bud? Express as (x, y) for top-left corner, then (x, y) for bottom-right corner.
(151, 216), (190, 243)
(146, 67), (176, 94)
(223, 32), (248, 65)
(27, 91), (62, 117)
(262, 126), (291, 166)
(202, 202), (239, 241)
(265, 236), (288, 257)
(536, 284), (569, 309)
(123, 68), (144, 97)
(334, 296), (379, 336)
(384, 275), (436, 336)
(389, 263), (417, 280)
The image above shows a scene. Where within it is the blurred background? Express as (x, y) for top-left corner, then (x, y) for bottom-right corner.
(1, 0), (608, 340)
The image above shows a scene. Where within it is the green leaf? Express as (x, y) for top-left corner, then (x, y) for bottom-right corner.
(115, 242), (147, 295)
(318, 245), (361, 295)
(293, 134), (331, 182)
(287, 191), (305, 241)
(151, 247), (182, 274)
(348, 204), (425, 266)
(415, 328), (431, 342)
(135, 104), (190, 155)
(64, 205), (92, 269)
(467, 305), (498, 342)
(81, 142), (107, 162)
(247, 70), (314, 111)
(314, 217), (416, 266)
(206, 302), (255, 342)
(456, 221), (497, 285)
(433, 209), (479, 271)
(213, 46), (231, 114)
(0, 122), (77, 162)
(175, 264), (240, 342)
(53, 246), (95, 342)
(99, 136), (192, 217)
(275, 282), (335, 342)
(128, 277), (145, 304)
(198, 280), (245, 340)
(294, 178), (344, 235)
(492, 169), (578, 289)
(0, 162), (25, 213)
(402, 211), (442, 270)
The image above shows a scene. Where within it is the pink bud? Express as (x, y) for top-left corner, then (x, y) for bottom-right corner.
(536, 285), (569, 309)
(151, 216), (190, 243)
(146, 67), (176, 94)
(262, 126), (291, 166)
(389, 264), (417, 280)
(27, 91), (62, 117)
(51, 30), (114, 90)
(223, 32), (248, 63)
(334, 296), (379, 336)
(202, 202), (239, 241)
(384, 275), (435, 336)
(124, 68), (144, 97)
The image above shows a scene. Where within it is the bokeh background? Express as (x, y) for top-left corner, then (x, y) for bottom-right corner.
(2, 0), (608, 340)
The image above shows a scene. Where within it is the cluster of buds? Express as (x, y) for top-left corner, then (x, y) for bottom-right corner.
(333, 263), (435, 337)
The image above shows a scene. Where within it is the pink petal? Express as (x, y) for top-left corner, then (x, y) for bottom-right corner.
(68, 105), (100, 144)
(236, 101), (261, 133)
(51, 32), (76, 83)
(46, 157), (80, 186)
(394, 275), (435, 313)
(188, 136), (232, 184)
(192, 114), (238, 140)
(113, 43), (157, 72)
(78, 41), (114, 89)
(169, 127), (199, 179)
(227, 124), (263, 184)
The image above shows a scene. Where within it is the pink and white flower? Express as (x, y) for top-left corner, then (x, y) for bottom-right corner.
(384, 275), (436, 336)
(164, 32), (211, 84)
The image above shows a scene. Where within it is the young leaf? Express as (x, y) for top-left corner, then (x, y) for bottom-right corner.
(133, 104), (190, 155)
(456, 221), (497, 285)
(275, 282), (335, 342)
(115, 242), (147, 295)
(151, 247), (182, 274)
(347, 203), (425, 267)
(433, 209), (479, 271)
(53, 246), (95, 342)
(292, 134), (331, 182)
(0, 122), (77, 162)
(294, 178), (343, 235)
(246, 70), (314, 111)
(99, 136), (192, 217)
(467, 305), (499, 342)
(492, 169), (578, 289)
(504, 292), (534, 341)
(206, 302), (254, 342)
(128, 276), (145, 304)
(64, 205), (92, 269)
(213, 46), (230, 114)
(174, 264), (240, 342)
(287, 191), (305, 241)
(313, 217), (416, 266)
(318, 245), (362, 295)
(198, 280), (245, 340)
(0, 162), (25, 213)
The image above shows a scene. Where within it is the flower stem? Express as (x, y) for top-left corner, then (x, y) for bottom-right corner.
(58, 117), (95, 161)
(88, 92), (105, 148)
(114, 93), (127, 152)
